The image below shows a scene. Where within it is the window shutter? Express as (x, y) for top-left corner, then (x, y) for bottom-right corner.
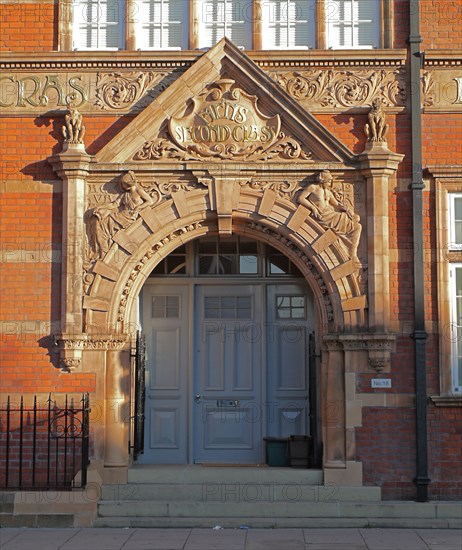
(73, 0), (123, 50)
(326, 0), (378, 49)
(136, 0), (184, 50)
(198, 0), (248, 49)
(263, 0), (313, 49)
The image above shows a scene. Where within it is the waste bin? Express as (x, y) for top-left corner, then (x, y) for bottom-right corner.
(288, 435), (312, 468)
(263, 437), (290, 467)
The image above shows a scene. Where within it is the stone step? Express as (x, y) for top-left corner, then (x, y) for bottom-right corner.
(128, 465), (323, 485)
(93, 513), (462, 530)
(97, 499), (461, 520)
(101, 483), (381, 502)
(0, 513), (74, 528)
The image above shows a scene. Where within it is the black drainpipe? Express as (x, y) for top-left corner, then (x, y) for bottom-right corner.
(408, 0), (430, 502)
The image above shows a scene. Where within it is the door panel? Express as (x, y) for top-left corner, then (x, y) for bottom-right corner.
(266, 284), (313, 438)
(194, 285), (262, 463)
(140, 285), (188, 464)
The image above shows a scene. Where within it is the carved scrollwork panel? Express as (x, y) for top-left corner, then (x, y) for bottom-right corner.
(273, 69), (407, 109)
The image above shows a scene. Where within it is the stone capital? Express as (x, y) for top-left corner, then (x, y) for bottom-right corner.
(358, 142), (404, 176)
(48, 148), (92, 179)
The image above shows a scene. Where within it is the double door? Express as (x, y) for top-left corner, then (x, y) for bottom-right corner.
(139, 281), (313, 464)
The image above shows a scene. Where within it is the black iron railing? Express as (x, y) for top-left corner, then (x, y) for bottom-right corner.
(0, 394), (90, 490)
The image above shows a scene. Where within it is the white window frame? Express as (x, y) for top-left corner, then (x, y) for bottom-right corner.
(261, 0), (316, 50)
(197, 0), (252, 50)
(449, 263), (462, 393)
(134, 0), (189, 50)
(325, 0), (379, 49)
(72, 0), (125, 50)
(448, 193), (462, 251)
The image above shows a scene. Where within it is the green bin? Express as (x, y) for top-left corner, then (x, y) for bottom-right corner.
(263, 437), (289, 467)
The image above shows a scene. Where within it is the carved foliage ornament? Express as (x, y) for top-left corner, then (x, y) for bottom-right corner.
(95, 71), (177, 110)
(275, 69), (406, 108)
(134, 79), (312, 162)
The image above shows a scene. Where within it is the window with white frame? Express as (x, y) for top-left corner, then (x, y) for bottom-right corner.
(261, 0), (315, 49)
(198, 0), (251, 49)
(449, 264), (462, 392)
(135, 0), (188, 50)
(448, 193), (462, 250)
(73, 0), (125, 50)
(325, 0), (379, 49)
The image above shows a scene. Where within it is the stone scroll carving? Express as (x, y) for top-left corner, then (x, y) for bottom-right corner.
(87, 171), (153, 260)
(133, 79), (312, 162)
(298, 170), (362, 263)
(62, 104), (85, 146)
(364, 98), (389, 142)
(95, 71), (177, 110)
(275, 69), (406, 108)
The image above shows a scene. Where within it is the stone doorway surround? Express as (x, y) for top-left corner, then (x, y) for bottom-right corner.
(48, 38), (403, 487)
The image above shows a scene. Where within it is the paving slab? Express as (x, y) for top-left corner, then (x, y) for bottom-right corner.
(359, 528), (431, 550)
(60, 528), (132, 550)
(245, 528), (305, 550)
(415, 528), (462, 548)
(0, 528), (79, 550)
(0, 528), (24, 546)
(121, 528), (191, 550)
(183, 527), (247, 550)
(303, 528), (366, 545)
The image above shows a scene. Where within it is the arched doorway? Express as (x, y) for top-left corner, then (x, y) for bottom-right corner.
(137, 235), (318, 465)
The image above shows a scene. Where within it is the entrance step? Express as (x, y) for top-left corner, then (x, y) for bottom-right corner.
(100, 466), (462, 528)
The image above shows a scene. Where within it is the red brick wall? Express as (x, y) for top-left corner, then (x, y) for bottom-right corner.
(0, 2), (58, 52)
(421, 0), (462, 49)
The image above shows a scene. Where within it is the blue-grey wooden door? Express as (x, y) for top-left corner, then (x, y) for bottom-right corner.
(139, 285), (189, 464)
(193, 284), (263, 463)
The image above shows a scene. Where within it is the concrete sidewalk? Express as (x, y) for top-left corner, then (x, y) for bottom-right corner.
(0, 528), (460, 550)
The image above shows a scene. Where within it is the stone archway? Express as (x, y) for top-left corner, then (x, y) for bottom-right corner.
(48, 39), (403, 485)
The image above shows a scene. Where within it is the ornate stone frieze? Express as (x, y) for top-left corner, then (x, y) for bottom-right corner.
(273, 69), (406, 109)
(134, 79), (312, 162)
(54, 333), (129, 371)
(95, 71), (176, 110)
(323, 334), (396, 373)
(247, 222), (334, 321)
(117, 222), (202, 322)
(240, 179), (301, 201)
(421, 71), (436, 107)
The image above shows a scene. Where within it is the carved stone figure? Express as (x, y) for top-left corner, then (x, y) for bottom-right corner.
(364, 98), (389, 142)
(62, 104), (86, 144)
(88, 171), (153, 259)
(298, 170), (362, 262)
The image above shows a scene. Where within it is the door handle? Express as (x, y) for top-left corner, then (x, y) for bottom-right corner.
(195, 394), (202, 404)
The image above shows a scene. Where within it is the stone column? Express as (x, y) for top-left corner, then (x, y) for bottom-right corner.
(104, 349), (129, 482)
(49, 144), (91, 371)
(323, 337), (346, 469)
(359, 142), (403, 333)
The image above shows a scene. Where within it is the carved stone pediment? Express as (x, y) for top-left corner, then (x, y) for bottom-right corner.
(96, 38), (355, 165)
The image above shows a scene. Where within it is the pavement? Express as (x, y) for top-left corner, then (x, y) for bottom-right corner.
(0, 528), (461, 550)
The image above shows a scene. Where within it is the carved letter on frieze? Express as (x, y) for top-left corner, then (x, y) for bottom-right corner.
(62, 104), (86, 146)
(87, 171), (153, 260)
(364, 99), (389, 143)
(298, 171), (362, 263)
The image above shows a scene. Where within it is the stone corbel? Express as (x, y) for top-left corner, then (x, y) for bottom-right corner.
(54, 334), (87, 373)
(338, 333), (397, 373)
